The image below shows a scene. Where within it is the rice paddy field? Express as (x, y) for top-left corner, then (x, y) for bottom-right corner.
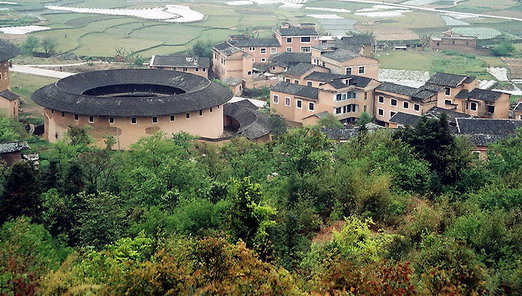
(0, 0), (520, 58)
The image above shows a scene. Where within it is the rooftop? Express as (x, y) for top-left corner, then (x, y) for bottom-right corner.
(322, 48), (360, 63)
(271, 82), (318, 100)
(0, 39), (20, 62)
(376, 82), (439, 100)
(214, 42), (242, 56)
(389, 112), (422, 127)
(284, 62), (316, 77)
(456, 118), (522, 135)
(0, 89), (20, 101)
(224, 101), (272, 140)
(340, 35), (375, 46)
(150, 55), (210, 68)
(32, 69), (233, 117)
(277, 26), (319, 37)
(0, 141), (29, 154)
(270, 52), (311, 66)
(230, 37), (280, 48)
(455, 88), (505, 103)
(426, 72), (475, 88)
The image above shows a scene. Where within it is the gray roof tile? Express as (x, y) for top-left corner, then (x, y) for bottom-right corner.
(150, 55), (210, 68)
(271, 82), (318, 100)
(0, 39), (20, 62)
(455, 88), (504, 103)
(426, 72), (474, 88)
(278, 26), (319, 36)
(389, 112), (422, 127)
(456, 118), (522, 135)
(285, 62), (315, 77)
(231, 37), (280, 47)
(0, 141), (29, 154)
(0, 90), (20, 101)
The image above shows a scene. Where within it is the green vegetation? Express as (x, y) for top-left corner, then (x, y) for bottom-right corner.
(0, 115), (521, 294)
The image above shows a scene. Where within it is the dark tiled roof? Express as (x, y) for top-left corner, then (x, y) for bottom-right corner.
(224, 101), (272, 140)
(455, 88), (504, 103)
(304, 71), (343, 82)
(322, 49), (359, 62)
(0, 90), (20, 101)
(278, 26), (319, 36)
(321, 127), (359, 140)
(32, 69), (233, 117)
(270, 52), (311, 65)
(376, 82), (438, 100)
(231, 37), (280, 48)
(340, 35), (375, 46)
(0, 141), (29, 154)
(348, 75), (372, 88)
(150, 55), (210, 68)
(0, 39), (20, 62)
(271, 82), (318, 100)
(425, 106), (472, 123)
(426, 72), (473, 88)
(460, 134), (506, 147)
(214, 42), (242, 56)
(376, 82), (418, 96)
(514, 102), (522, 111)
(285, 62), (315, 77)
(389, 112), (422, 127)
(456, 118), (522, 135)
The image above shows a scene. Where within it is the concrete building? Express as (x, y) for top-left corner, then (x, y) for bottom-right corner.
(430, 30), (481, 54)
(311, 44), (379, 79)
(274, 23), (320, 53)
(149, 55), (210, 78)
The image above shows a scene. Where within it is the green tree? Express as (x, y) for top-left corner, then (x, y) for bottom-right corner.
(0, 115), (25, 142)
(20, 36), (39, 56)
(491, 40), (515, 56)
(316, 113), (343, 128)
(190, 40), (213, 58)
(0, 161), (41, 223)
(357, 111), (373, 126)
(41, 37), (58, 56)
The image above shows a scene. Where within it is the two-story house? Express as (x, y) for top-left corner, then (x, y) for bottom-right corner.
(228, 36), (281, 64)
(311, 44), (379, 79)
(281, 63), (328, 85)
(270, 74), (379, 125)
(274, 22), (320, 53)
(426, 72), (509, 118)
(0, 39), (20, 120)
(149, 55), (210, 78)
(268, 52), (311, 74)
(373, 82), (442, 125)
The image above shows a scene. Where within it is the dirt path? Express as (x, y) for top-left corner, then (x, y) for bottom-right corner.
(339, 0), (522, 22)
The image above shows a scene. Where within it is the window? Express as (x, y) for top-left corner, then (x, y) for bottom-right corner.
(202, 68), (206, 72)
(336, 107), (342, 115)
(414, 104), (420, 111)
(272, 66), (276, 71)
(170, 115), (175, 121)
(403, 101), (409, 109)
(347, 91), (356, 99)
(152, 116), (158, 123)
(307, 81), (312, 86)
(390, 98), (397, 106)
(74, 114), (79, 121)
(286, 37), (292, 43)
(308, 102), (315, 111)
(445, 87), (451, 96)
(273, 95), (279, 104)
(436, 42), (440, 46)
(89, 116), (94, 123)
(261, 58), (266, 62)
(452, 40), (455, 45)
(183, 67), (188, 71)
(285, 97), (291, 106)
(195, 68), (199, 72)
(210, 107), (213, 113)
(296, 100), (302, 109)
(51, 109), (54, 114)
(390, 111), (396, 118)
(249, 47), (255, 51)
(358, 66), (365, 74)
(131, 117), (137, 124)
(445, 99), (452, 105)
(470, 102), (477, 111)
(186, 113), (190, 119)
(345, 67), (352, 75)
(109, 117), (115, 124)
(301, 37), (311, 43)
(286, 47), (292, 52)
(285, 78), (290, 83)
(247, 71), (252, 75)
(199, 110), (203, 116)
(378, 108), (384, 116)
(270, 47), (277, 54)
(301, 47), (311, 53)
(378, 96), (384, 103)
(61, 111), (65, 117)
(260, 48), (266, 54)
(487, 105), (495, 114)
(294, 80), (299, 84)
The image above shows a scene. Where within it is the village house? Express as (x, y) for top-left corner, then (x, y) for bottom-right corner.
(310, 44), (379, 79)
(274, 22), (320, 53)
(429, 30), (482, 54)
(426, 72), (509, 118)
(0, 39), (20, 119)
(227, 35), (281, 64)
(281, 63), (329, 85)
(149, 55), (210, 78)
(270, 73), (379, 125)
(0, 141), (29, 167)
(268, 52), (311, 74)
(388, 106), (472, 129)
(373, 82), (442, 125)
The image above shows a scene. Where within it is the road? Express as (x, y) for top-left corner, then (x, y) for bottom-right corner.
(11, 64), (75, 79)
(341, 0), (522, 22)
